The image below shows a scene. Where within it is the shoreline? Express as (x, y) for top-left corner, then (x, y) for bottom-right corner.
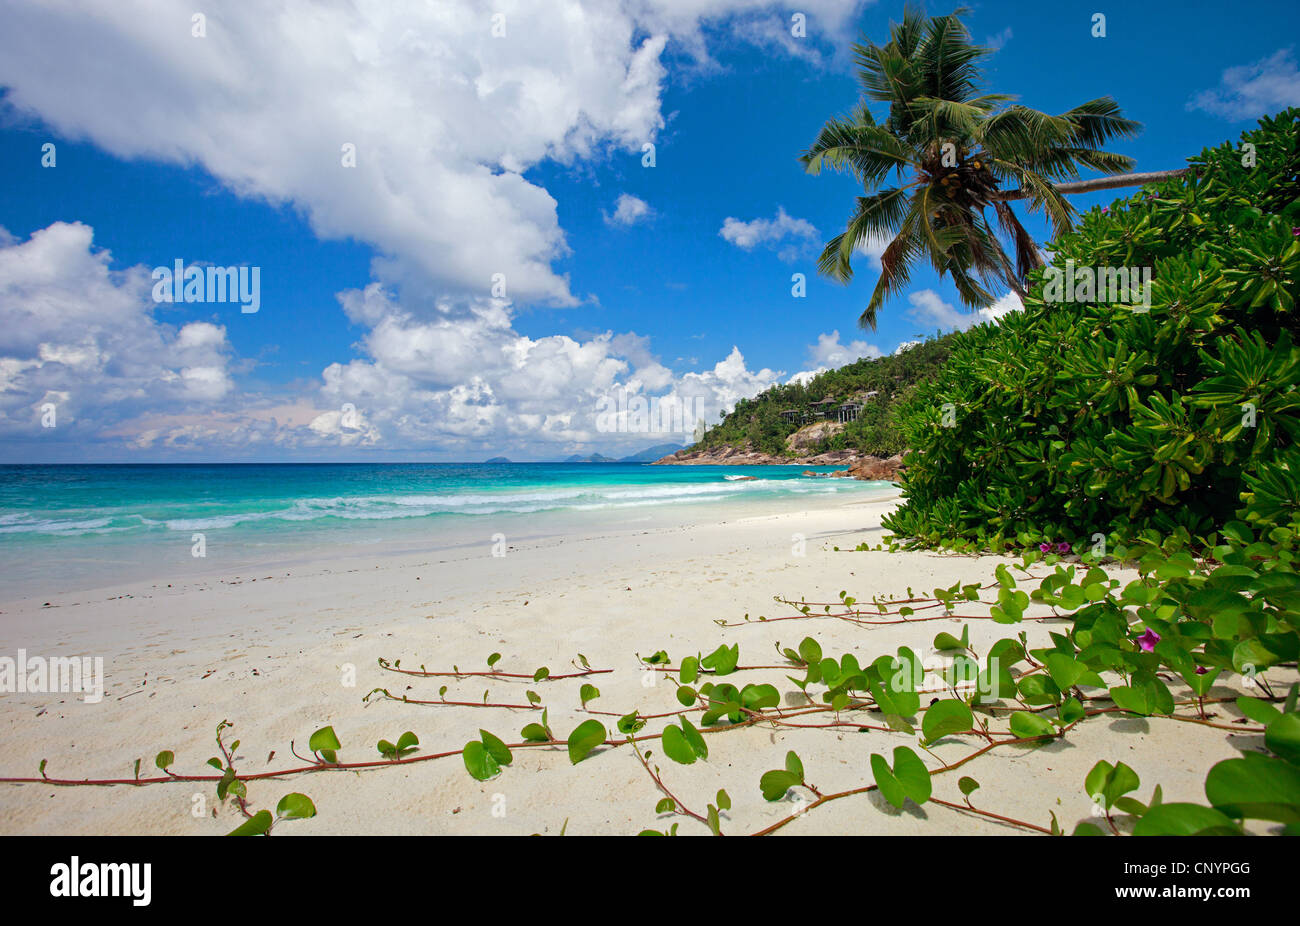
(0, 490), (1275, 835)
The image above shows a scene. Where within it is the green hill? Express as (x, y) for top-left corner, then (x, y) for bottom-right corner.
(693, 333), (958, 458)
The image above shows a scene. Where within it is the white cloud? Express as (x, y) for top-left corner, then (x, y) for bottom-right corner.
(1188, 47), (1300, 120)
(784, 330), (882, 384)
(0, 226), (789, 457)
(905, 289), (1022, 332)
(808, 330), (882, 366)
(604, 193), (654, 227)
(719, 207), (818, 261)
(985, 27), (1013, 51)
(0, 1), (866, 310)
(0, 1), (869, 457)
(0, 222), (236, 437)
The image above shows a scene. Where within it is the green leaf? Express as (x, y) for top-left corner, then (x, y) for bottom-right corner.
(1132, 803), (1243, 836)
(1009, 711), (1056, 739)
(701, 643), (739, 676)
(487, 652), (501, 668)
(154, 750), (174, 770)
(760, 769), (800, 802)
(275, 792), (317, 820)
(933, 631), (965, 651)
(716, 788), (731, 811)
(679, 656), (699, 685)
(1264, 713), (1300, 765)
(533, 666), (550, 682)
(1109, 677), (1174, 716)
(680, 717), (708, 761)
(655, 798), (675, 813)
(308, 725), (341, 756)
(1072, 821), (1109, 836)
(520, 723), (550, 742)
(892, 746), (931, 805)
(798, 637), (822, 665)
(921, 699), (973, 745)
(958, 776), (980, 797)
(1085, 760), (1141, 811)
(661, 724), (697, 765)
(1236, 696), (1282, 725)
(479, 730), (512, 767)
(567, 719), (607, 765)
(871, 753), (906, 809)
(395, 731), (419, 752)
(1058, 697), (1086, 725)
(740, 683), (780, 711)
(463, 741), (501, 781)
(227, 810), (273, 836)
(579, 683), (600, 706)
(616, 711), (645, 734)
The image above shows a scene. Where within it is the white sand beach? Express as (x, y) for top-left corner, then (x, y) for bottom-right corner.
(0, 492), (1277, 835)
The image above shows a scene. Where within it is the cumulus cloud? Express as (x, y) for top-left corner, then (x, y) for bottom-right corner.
(0, 222), (235, 438)
(905, 289), (1022, 332)
(0, 225), (789, 457)
(0, 1), (866, 458)
(783, 330), (882, 385)
(604, 193), (654, 227)
(808, 330), (882, 366)
(316, 286), (783, 455)
(719, 207), (818, 261)
(1188, 47), (1300, 119)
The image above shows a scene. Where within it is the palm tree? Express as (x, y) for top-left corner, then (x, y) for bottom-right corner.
(802, 5), (1176, 329)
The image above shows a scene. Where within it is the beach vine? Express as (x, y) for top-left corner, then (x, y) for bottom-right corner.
(4, 521), (1296, 836)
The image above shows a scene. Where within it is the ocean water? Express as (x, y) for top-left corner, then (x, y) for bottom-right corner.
(0, 463), (892, 597)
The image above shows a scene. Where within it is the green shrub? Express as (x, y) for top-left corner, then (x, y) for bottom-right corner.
(883, 109), (1300, 551)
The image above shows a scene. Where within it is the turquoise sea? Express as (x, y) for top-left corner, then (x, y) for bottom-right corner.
(0, 463), (892, 597)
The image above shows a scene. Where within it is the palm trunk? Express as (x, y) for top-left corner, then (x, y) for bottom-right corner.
(991, 168), (1191, 202)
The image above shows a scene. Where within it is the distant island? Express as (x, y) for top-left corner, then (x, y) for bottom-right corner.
(561, 443), (684, 464)
(484, 456), (512, 463)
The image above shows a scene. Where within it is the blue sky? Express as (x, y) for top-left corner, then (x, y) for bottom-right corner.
(1, 0), (1297, 462)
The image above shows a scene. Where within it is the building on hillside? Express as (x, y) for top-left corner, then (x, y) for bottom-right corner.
(808, 397), (838, 420)
(837, 402), (861, 423)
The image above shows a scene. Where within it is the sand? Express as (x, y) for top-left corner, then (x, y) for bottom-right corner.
(0, 492), (1284, 835)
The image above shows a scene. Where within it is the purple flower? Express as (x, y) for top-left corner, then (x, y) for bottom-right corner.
(1137, 629), (1161, 652)
(1039, 542), (1052, 553)
(1056, 542), (1070, 554)
(1195, 666), (1208, 676)
(1101, 207), (1109, 214)
(1293, 227), (1300, 238)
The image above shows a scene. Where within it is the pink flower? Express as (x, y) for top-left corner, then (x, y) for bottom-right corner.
(1039, 542), (1052, 553)
(1056, 542), (1070, 554)
(1195, 666), (1208, 675)
(1137, 629), (1160, 652)
(1101, 207), (1109, 214)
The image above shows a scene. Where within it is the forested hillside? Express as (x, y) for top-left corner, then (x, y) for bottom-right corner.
(693, 333), (958, 457)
